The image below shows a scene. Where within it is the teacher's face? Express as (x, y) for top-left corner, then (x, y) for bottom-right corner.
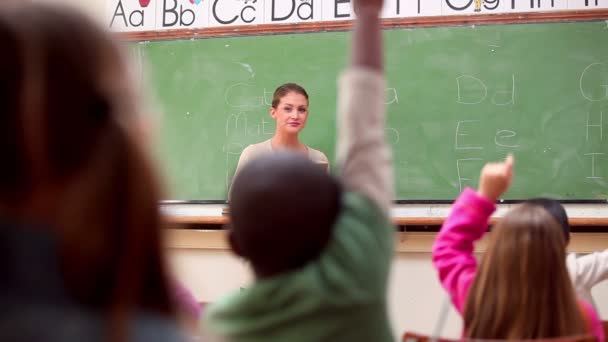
(270, 92), (309, 135)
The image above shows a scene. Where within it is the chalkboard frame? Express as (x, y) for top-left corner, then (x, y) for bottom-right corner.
(119, 9), (608, 42)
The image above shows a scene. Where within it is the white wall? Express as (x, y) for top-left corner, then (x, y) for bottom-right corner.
(169, 248), (465, 338)
(33, 0), (104, 22)
(169, 247), (608, 340)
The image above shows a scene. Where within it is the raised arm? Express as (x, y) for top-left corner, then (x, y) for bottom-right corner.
(433, 155), (513, 311)
(337, 0), (392, 215)
(351, 0), (383, 72)
(432, 188), (495, 311)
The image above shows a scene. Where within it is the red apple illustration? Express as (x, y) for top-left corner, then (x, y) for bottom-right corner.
(139, 0), (151, 8)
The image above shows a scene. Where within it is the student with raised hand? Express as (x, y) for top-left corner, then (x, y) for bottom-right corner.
(0, 4), (188, 341)
(205, 0), (395, 340)
(433, 155), (605, 341)
(524, 198), (608, 310)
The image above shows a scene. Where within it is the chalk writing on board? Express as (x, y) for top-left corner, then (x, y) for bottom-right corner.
(492, 74), (516, 106)
(386, 127), (400, 144)
(227, 84), (399, 108)
(580, 62), (608, 102)
(386, 88), (399, 104)
(225, 112), (247, 136)
(235, 62), (256, 78)
(457, 74), (516, 105)
(586, 111), (603, 142)
(456, 121), (521, 149)
(495, 129), (520, 148)
(456, 158), (483, 192)
(457, 76), (487, 104)
(225, 112), (274, 137)
(263, 88), (273, 106)
(455, 120), (483, 150)
(225, 83), (266, 108)
(585, 153), (604, 179)
(261, 117), (274, 135)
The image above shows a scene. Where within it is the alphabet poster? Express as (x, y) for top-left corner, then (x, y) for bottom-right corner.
(107, 0), (608, 32)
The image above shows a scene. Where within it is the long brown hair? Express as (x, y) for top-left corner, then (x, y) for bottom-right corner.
(0, 3), (175, 340)
(464, 204), (586, 339)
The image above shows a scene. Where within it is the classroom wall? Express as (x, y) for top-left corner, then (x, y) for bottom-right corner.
(169, 245), (608, 339)
(169, 248), (466, 338)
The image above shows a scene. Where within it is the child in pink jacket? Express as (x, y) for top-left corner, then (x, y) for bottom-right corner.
(433, 155), (604, 341)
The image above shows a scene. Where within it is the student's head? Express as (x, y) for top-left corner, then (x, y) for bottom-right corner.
(0, 1), (175, 332)
(525, 197), (570, 244)
(228, 152), (341, 278)
(270, 83), (309, 135)
(464, 203), (585, 339)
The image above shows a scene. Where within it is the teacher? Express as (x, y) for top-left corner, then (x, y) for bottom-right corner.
(233, 83), (329, 177)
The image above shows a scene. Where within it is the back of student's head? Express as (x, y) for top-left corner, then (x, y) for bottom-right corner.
(464, 203), (585, 339)
(525, 197), (570, 243)
(229, 152), (341, 278)
(0, 2), (175, 336)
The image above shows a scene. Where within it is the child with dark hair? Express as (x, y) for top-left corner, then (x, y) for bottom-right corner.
(205, 0), (395, 341)
(525, 198), (608, 309)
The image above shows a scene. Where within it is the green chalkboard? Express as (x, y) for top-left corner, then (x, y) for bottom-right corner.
(134, 20), (608, 201)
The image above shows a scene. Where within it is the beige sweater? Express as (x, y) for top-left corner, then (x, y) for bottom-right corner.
(233, 139), (329, 177)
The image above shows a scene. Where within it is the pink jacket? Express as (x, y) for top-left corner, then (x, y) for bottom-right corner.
(432, 188), (605, 342)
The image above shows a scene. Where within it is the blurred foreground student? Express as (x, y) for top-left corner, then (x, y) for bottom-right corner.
(0, 4), (188, 341)
(205, 0), (395, 340)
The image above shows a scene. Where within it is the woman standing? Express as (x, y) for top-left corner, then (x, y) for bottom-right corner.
(233, 83), (329, 177)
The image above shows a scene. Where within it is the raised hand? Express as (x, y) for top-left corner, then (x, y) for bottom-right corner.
(352, 0), (384, 15)
(477, 154), (514, 202)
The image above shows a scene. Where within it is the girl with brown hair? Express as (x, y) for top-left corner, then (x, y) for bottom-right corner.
(0, 3), (186, 341)
(433, 155), (605, 341)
